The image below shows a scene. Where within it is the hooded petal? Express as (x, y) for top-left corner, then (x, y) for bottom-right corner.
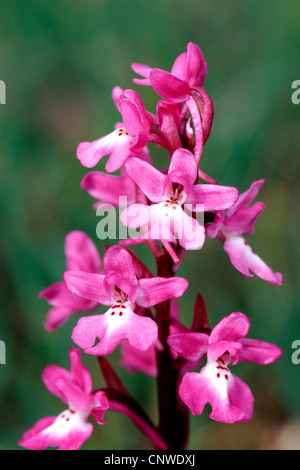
(168, 148), (198, 188)
(103, 246), (138, 288)
(209, 312), (250, 345)
(223, 236), (282, 285)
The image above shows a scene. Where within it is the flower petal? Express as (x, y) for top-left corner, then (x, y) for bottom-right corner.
(125, 158), (165, 203)
(81, 170), (135, 207)
(167, 332), (209, 361)
(224, 202), (265, 236)
(238, 338), (282, 365)
(136, 276), (188, 308)
(103, 246), (138, 288)
(227, 179), (265, 218)
(189, 184), (239, 212)
(150, 68), (190, 103)
(179, 365), (253, 423)
(209, 312), (250, 344)
(63, 271), (112, 305)
(77, 128), (133, 171)
(223, 236), (282, 285)
(65, 231), (101, 272)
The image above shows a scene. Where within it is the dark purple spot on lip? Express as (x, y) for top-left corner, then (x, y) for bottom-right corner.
(217, 373), (220, 378)
(119, 312), (123, 316)
(225, 375), (228, 380)
(111, 311), (115, 316)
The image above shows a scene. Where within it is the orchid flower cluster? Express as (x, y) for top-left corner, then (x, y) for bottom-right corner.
(20, 43), (282, 451)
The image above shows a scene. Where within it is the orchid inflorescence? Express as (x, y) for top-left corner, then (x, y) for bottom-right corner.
(19, 43), (282, 451)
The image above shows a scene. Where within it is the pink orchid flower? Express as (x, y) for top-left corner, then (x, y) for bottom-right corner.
(77, 87), (156, 172)
(19, 348), (109, 450)
(40, 231), (102, 331)
(132, 43), (213, 161)
(168, 312), (281, 424)
(121, 148), (239, 250)
(63, 245), (188, 356)
(206, 179), (282, 285)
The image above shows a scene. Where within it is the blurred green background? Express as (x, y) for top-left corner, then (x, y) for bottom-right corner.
(0, 0), (300, 450)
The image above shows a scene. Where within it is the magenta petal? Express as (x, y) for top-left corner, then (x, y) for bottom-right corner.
(180, 368), (253, 423)
(209, 312), (250, 344)
(69, 347), (93, 396)
(119, 341), (158, 377)
(81, 171), (135, 206)
(167, 332), (209, 361)
(189, 184), (239, 212)
(72, 314), (107, 351)
(125, 158), (165, 203)
(18, 416), (57, 450)
(20, 414), (93, 450)
(193, 87), (214, 144)
(103, 246), (138, 287)
(41, 365), (72, 404)
(224, 202), (265, 236)
(77, 129), (133, 172)
(207, 341), (243, 362)
(186, 95), (204, 162)
(168, 148), (198, 187)
(44, 307), (74, 332)
(223, 236), (282, 285)
(91, 391), (110, 424)
(120, 100), (146, 137)
(55, 379), (92, 414)
(238, 338), (282, 364)
(126, 314), (158, 351)
(40, 282), (94, 310)
(150, 69), (190, 103)
(227, 179), (265, 217)
(205, 211), (225, 239)
(186, 42), (208, 88)
(136, 277), (188, 308)
(65, 231), (101, 272)
(131, 62), (152, 86)
(63, 271), (112, 305)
